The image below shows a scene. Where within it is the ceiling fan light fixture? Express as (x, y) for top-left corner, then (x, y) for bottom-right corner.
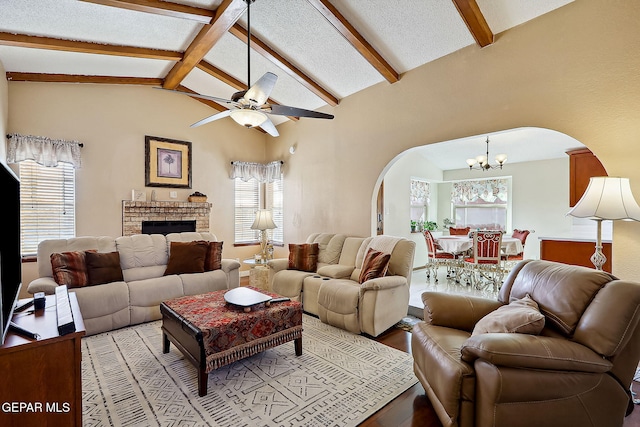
(230, 109), (267, 128)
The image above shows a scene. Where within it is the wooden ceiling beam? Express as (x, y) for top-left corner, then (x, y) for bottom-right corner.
(305, 0), (399, 83)
(162, 0), (246, 89)
(0, 32), (181, 60)
(78, 0), (215, 23)
(6, 72), (163, 85)
(451, 0), (494, 47)
(229, 24), (339, 107)
(81, 0), (339, 107)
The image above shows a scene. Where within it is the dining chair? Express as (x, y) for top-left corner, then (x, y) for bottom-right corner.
(501, 229), (531, 269)
(423, 230), (456, 282)
(462, 230), (504, 290)
(449, 226), (471, 236)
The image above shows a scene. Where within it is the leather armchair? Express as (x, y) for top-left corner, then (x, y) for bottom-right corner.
(411, 259), (640, 427)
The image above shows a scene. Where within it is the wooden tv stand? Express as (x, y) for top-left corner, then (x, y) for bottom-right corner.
(0, 293), (85, 427)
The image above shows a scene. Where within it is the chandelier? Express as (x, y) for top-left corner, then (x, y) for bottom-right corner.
(465, 136), (507, 171)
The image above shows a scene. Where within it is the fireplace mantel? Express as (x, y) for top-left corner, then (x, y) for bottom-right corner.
(122, 201), (211, 236)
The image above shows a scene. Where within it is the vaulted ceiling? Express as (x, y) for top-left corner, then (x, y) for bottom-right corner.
(0, 0), (573, 135)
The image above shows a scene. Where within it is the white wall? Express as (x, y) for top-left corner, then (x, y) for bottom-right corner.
(383, 149), (443, 267)
(0, 60), (7, 163)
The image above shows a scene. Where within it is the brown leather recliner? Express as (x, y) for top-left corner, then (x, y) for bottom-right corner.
(411, 259), (640, 427)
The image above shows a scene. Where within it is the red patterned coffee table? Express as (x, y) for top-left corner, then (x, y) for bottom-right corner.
(160, 287), (303, 396)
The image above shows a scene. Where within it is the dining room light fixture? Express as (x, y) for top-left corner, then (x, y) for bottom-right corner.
(567, 176), (640, 270)
(466, 136), (507, 171)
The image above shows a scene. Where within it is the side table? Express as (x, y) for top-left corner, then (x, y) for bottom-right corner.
(243, 258), (272, 291)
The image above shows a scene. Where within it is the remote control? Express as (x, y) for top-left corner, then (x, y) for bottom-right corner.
(270, 297), (290, 303)
(14, 299), (34, 313)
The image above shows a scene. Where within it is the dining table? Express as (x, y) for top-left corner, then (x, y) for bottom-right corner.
(435, 235), (524, 257)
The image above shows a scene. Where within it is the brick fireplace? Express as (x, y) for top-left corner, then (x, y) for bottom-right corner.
(122, 201), (211, 236)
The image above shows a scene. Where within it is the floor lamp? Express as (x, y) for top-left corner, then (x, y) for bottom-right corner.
(251, 209), (276, 261)
(567, 177), (640, 270)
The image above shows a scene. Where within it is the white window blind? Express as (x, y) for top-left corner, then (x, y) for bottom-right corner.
(234, 178), (261, 244)
(234, 174), (284, 245)
(19, 160), (76, 255)
(266, 175), (284, 244)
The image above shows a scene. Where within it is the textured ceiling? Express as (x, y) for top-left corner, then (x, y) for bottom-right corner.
(0, 0), (576, 149)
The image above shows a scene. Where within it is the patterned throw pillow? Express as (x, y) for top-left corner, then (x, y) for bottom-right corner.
(288, 243), (319, 272)
(164, 241), (209, 276)
(204, 241), (223, 271)
(51, 250), (96, 288)
(358, 248), (391, 284)
(86, 251), (124, 286)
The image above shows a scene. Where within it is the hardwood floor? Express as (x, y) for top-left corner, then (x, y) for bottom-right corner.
(240, 276), (640, 426)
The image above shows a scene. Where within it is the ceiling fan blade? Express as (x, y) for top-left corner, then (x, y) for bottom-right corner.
(154, 87), (240, 107)
(268, 104), (334, 119)
(190, 110), (233, 128)
(259, 117), (279, 137)
(244, 72), (278, 106)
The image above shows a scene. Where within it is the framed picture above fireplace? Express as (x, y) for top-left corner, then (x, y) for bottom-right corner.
(145, 135), (192, 188)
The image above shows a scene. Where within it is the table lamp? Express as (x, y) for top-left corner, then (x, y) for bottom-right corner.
(251, 209), (277, 260)
(567, 176), (640, 270)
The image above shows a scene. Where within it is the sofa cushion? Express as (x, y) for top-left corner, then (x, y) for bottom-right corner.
(50, 250), (95, 288)
(358, 248), (391, 283)
(472, 294), (545, 336)
(288, 243), (319, 272)
(316, 264), (355, 279)
(164, 241), (209, 276)
(86, 251), (124, 286)
(204, 241), (223, 271)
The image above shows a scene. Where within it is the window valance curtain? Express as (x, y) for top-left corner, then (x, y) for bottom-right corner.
(410, 179), (430, 206)
(6, 133), (83, 169)
(230, 160), (283, 183)
(452, 178), (509, 205)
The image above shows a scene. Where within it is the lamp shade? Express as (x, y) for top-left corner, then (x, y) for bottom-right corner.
(230, 109), (267, 128)
(251, 209), (277, 230)
(567, 177), (640, 221)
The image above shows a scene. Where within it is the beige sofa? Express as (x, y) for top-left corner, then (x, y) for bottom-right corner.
(269, 233), (416, 337)
(28, 232), (240, 336)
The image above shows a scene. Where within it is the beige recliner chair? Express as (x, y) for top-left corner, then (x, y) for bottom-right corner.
(270, 233), (416, 337)
(411, 259), (640, 427)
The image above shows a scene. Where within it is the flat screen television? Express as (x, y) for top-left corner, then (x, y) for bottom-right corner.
(0, 160), (22, 345)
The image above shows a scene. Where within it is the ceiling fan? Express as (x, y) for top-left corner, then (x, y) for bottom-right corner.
(157, 0), (334, 137)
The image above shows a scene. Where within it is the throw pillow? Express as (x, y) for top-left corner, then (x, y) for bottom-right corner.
(288, 243), (319, 272)
(204, 241), (223, 271)
(472, 294), (545, 336)
(85, 251), (124, 286)
(164, 241), (209, 276)
(50, 250), (95, 288)
(358, 248), (391, 284)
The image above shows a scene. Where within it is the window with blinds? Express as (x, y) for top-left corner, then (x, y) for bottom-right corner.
(234, 174), (284, 245)
(19, 160), (76, 256)
(266, 177), (284, 244)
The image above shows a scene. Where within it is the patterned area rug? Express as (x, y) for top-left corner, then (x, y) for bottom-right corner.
(82, 314), (418, 427)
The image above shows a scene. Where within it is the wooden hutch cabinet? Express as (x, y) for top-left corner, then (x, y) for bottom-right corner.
(540, 148), (611, 272)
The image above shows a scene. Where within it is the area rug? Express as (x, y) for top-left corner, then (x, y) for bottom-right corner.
(81, 314), (418, 427)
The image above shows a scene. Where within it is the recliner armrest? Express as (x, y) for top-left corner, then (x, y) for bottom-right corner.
(220, 258), (241, 273)
(462, 333), (612, 373)
(27, 277), (58, 295)
(267, 258), (289, 273)
(359, 275), (406, 292)
(317, 264), (354, 279)
(422, 292), (503, 332)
